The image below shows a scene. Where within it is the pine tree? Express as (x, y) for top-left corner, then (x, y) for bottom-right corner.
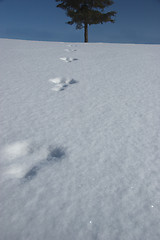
(56, 0), (116, 42)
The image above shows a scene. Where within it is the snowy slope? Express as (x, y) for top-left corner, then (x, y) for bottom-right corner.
(0, 38), (160, 240)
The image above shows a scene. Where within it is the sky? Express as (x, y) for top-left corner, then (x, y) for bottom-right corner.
(0, 0), (160, 44)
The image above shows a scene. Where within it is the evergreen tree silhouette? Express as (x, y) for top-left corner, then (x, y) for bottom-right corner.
(56, 0), (117, 42)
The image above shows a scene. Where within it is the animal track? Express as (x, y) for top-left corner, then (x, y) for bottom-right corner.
(46, 147), (65, 162)
(23, 146), (66, 182)
(24, 165), (40, 180)
(60, 57), (78, 63)
(1, 141), (66, 182)
(49, 77), (77, 92)
(65, 49), (77, 52)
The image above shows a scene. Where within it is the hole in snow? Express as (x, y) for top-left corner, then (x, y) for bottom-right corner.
(46, 147), (65, 162)
(24, 165), (40, 181)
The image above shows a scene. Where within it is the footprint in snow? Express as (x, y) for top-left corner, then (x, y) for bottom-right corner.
(60, 57), (78, 63)
(1, 141), (66, 182)
(65, 49), (77, 52)
(23, 146), (66, 182)
(49, 77), (77, 92)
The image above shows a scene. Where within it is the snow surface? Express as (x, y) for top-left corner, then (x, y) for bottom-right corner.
(0, 38), (160, 240)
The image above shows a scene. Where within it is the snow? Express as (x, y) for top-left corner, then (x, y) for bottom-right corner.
(0, 38), (160, 240)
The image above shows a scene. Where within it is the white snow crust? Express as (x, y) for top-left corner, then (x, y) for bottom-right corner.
(0, 38), (160, 240)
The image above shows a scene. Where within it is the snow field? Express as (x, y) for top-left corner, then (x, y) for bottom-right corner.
(0, 39), (160, 240)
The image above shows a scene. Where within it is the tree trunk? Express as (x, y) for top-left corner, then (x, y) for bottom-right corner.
(84, 23), (88, 42)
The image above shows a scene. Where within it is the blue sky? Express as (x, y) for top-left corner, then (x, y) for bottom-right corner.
(0, 0), (160, 43)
